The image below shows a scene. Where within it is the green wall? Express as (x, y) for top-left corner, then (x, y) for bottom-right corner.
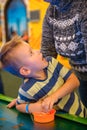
(0, 70), (23, 98)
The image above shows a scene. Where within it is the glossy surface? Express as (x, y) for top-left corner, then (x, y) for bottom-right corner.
(0, 97), (87, 130)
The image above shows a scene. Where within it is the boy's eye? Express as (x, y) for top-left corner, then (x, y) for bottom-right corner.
(30, 51), (33, 55)
(30, 52), (32, 55)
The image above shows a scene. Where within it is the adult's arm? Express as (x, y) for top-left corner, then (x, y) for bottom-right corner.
(41, 73), (80, 111)
(41, 5), (57, 58)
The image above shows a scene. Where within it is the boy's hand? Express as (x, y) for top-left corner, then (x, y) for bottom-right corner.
(41, 94), (58, 112)
(7, 99), (17, 108)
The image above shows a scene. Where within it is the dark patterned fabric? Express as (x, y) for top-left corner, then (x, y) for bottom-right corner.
(41, 0), (87, 79)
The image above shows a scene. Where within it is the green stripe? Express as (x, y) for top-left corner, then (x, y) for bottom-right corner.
(0, 94), (87, 125)
(56, 111), (87, 125)
(0, 94), (13, 102)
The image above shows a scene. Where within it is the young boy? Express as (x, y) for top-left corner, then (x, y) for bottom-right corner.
(0, 36), (86, 117)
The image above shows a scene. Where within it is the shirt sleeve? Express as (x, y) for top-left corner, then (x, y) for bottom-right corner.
(41, 5), (57, 58)
(81, 2), (87, 64)
(16, 87), (35, 104)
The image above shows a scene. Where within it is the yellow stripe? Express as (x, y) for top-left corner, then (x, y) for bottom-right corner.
(52, 58), (59, 68)
(69, 93), (84, 117)
(57, 94), (71, 109)
(69, 93), (79, 115)
(60, 66), (69, 78)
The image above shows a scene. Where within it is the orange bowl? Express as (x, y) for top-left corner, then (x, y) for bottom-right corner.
(32, 109), (56, 123)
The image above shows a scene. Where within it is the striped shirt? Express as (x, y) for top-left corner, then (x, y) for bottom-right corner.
(17, 57), (86, 117)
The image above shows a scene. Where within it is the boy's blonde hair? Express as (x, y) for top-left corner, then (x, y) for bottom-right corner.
(0, 36), (24, 77)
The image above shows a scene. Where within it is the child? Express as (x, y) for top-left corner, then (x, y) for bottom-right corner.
(0, 36), (86, 117)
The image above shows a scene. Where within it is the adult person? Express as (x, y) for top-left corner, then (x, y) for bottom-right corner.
(41, 0), (87, 107)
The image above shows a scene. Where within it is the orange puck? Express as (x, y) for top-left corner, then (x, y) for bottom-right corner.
(32, 109), (56, 123)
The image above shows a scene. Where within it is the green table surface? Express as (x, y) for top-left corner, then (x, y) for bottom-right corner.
(0, 94), (87, 130)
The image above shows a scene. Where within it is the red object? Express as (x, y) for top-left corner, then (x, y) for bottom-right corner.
(32, 109), (56, 123)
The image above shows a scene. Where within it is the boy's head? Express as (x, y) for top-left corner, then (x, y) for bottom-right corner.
(0, 36), (48, 78)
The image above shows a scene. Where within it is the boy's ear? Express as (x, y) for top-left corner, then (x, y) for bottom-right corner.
(19, 66), (31, 76)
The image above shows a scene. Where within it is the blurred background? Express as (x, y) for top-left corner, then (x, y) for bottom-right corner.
(0, 0), (70, 98)
(0, 0), (49, 98)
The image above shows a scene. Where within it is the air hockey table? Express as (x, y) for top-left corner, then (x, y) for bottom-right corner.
(0, 94), (87, 130)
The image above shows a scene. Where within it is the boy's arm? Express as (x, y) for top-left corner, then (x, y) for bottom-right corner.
(7, 99), (44, 113)
(7, 99), (17, 108)
(41, 73), (80, 112)
(41, 6), (57, 58)
(15, 101), (44, 114)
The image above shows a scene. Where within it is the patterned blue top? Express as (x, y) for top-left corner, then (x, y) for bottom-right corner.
(41, 0), (87, 78)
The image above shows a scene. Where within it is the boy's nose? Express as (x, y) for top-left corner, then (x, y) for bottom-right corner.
(36, 50), (40, 53)
(34, 50), (40, 53)
(33, 50), (41, 55)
